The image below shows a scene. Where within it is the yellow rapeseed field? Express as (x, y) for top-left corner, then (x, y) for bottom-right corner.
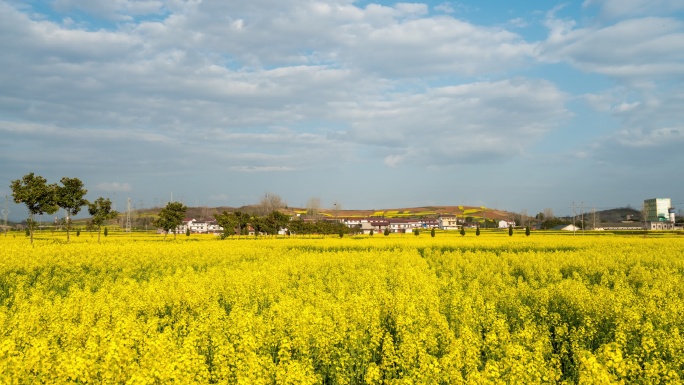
(1, 230), (684, 384)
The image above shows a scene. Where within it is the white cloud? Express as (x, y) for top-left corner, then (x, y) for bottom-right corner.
(541, 15), (684, 79)
(94, 182), (133, 192)
(433, 3), (454, 14)
(52, 0), (165, 21)
(613, 127), (684, 148)
(342, 78), (570, 166)
(346, 17), (536, 77)
(1, 0), (682, 211)
(615, 102), (640, 113)
(582, 0), (684, 19)
(507, 17), (528, 28)
(584, 87), (684, 166)
(0, 0), (546, 176)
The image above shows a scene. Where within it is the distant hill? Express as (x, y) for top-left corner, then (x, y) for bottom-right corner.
(594, 207), (642, 223)
(135, 205), (513, 222)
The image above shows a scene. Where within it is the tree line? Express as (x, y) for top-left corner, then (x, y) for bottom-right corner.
(215, 211), (355, 238)
(9, 173), (191, 243)
(10, 173), (119, 243)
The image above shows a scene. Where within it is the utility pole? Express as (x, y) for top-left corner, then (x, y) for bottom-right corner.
(572, 202), (576, 235)
(581, 201), (585, 235)
(125, 198), (132, 233)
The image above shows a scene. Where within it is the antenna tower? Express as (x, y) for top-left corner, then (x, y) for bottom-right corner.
(125, 198), (132, 233)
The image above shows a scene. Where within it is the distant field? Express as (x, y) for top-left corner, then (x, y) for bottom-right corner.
(2, 232), (684, 383)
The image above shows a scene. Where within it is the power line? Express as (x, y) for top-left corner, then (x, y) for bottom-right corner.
(569, 201), (585, 235)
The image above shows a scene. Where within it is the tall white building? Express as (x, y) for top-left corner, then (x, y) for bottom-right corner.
(643, 198), (676, 230)
(643, 198), (674, 222)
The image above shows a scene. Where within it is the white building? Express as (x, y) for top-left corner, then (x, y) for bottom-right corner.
(498, 220), (515, 229)
(178, 218), (224, 234)
(643, 198), (675, 223)
(438, 216), (459, 230)
(388, 219), (411, 233)
(643, 198), (676, 230)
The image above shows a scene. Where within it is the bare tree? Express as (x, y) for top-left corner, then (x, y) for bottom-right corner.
(306, 197), (322, 219)
(520, 208), (529, 227)
(543, 208), (555, 220)
(259, 192), (286, 215)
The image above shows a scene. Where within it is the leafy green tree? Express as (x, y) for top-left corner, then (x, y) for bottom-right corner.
(525, 224), (531, 236)
(104, 227), (108, 237)
(509, 225), (514, 237)
(431, 227), (435, 237)
(287, 217), (304, 237)
(460, 226), (465, 237)
(370, 229), (374, 236)
(540, 218), (571, 230)
(414, 228), (420, 236)
(154, 202), (187, 240)
(232, 211), (251, 236)
(10, 173), (59, 244)
(250, 215), (266, 237)
(216, 211), (239, 238)
(384, 227), (390, 236)
(56, 177), (88, 242)
(265, 211), (290, 236)
(476, 226), (480, 236)
(186, 228), (191, 237)
(88, 197), (118, 242)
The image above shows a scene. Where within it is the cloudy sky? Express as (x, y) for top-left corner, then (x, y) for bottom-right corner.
(1, 0), (683, 219)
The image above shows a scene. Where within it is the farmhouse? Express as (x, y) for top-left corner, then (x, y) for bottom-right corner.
(178, 218), (224, 234)
(438, 216), (459, 230)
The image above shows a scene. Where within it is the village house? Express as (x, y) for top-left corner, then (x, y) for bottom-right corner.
(498, 220), (515, 229)
(178, 218), (224, 234)
(438, 216), (459, 230)
(369, 219), (389, 233)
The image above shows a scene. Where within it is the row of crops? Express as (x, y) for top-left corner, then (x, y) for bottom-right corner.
(1, 234), (684, 384)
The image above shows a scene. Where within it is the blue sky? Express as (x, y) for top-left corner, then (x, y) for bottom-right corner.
(1, 0), (684, 220)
